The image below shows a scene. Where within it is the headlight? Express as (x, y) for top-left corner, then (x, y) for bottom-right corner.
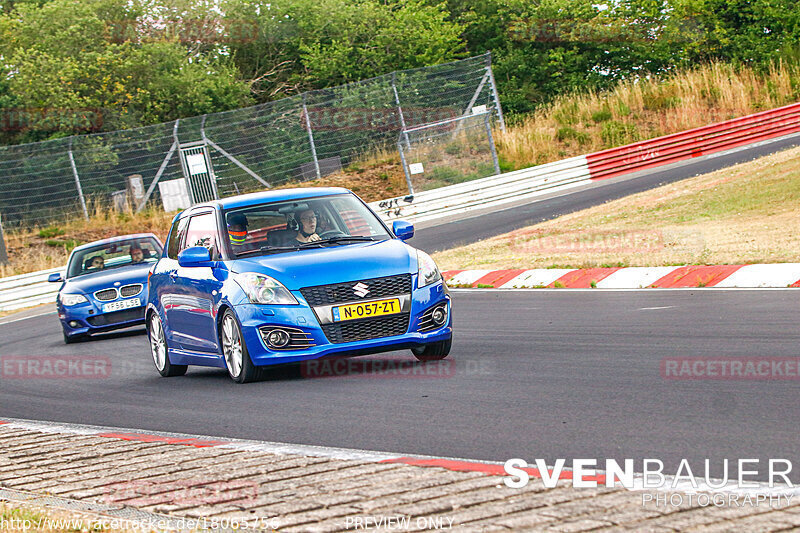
(417, 250), (442, 288)
(233, 273), (298, 305)
(60, 293), (88, 306)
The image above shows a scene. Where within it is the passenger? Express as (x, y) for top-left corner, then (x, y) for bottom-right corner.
(294, 209), (321, 243)
(227, 213), (252, 251)
(129, 247), (144, 264)
(85, 255), (104, 271)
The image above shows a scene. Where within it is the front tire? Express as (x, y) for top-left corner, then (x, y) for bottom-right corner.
(148, 312), (187, 377)
(220, 310), (259, 383)
(412, 337), (452, 361)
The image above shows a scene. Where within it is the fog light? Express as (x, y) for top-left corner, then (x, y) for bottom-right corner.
(431, 305), (447, 326)
(68, 321), (79, 328)
(267, 329), (290, 348)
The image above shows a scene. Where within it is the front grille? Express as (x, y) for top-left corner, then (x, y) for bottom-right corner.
(321, 313), (410, 344)
(300, 274), (412, 306)
(259, 326), (316, 351)
(87, 307), (145, 327)
(120, 284), (143, 298)
(94, 288), (118, 302)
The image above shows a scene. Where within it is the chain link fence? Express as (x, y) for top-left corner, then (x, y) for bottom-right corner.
(399, 111), (501, 193)
(0, 53), (504, 228)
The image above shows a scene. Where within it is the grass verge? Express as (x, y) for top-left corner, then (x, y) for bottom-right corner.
(432, 145), (800, 271)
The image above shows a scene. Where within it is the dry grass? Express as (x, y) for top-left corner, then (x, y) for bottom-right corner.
(0, 201), (175, 278)
(496, 61), (800, 169)
(432, 145), (800, 271)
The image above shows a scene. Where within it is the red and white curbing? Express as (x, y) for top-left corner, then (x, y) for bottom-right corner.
(443, 263), (800, 289)
(1, 417), (796, 498)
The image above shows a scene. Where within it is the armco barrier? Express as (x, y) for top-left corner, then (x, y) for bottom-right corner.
(587, 101), (800, 180)
(368, 155), (591, 222)
(0, 267), (61, 312)
(2, 101), (799, 311)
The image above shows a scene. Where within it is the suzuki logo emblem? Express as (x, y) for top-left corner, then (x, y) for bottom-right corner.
(353, 282), (370, 298)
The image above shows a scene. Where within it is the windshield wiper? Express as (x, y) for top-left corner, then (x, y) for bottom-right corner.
(318, 236), (378, 244)
(234, 237), (377, 257)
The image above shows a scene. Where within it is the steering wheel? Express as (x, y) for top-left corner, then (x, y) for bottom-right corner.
(318, 230), (347, 239)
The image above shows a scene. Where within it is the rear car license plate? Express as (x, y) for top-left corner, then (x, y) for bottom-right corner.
(333, 298), (401, 322)
(102, 298), (141, 313)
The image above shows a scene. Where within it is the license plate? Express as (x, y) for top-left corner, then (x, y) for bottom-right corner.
(333, 298), (401, 322)
(102, 298), (141, 313)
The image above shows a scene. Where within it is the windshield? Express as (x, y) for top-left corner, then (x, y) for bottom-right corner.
(224, 193), (392, 257)
(66, 237), (162, 279)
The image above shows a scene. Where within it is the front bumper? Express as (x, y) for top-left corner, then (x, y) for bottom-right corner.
(235, 281), (452, 366)
(58, 301), (146, 337)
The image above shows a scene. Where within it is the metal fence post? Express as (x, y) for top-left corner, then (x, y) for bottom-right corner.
(397, 141), (415, 195)
(0, 213), (8, 266)
(68, 138), (89, 220)
(392, 73), (412, 151)
(302, 94), (322, 180)
(484, 113), (501, 175)
(485, 52), (506, 133)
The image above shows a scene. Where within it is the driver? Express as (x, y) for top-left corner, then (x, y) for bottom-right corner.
(294, 209), (321, 243)
(85, 255), (104, 271)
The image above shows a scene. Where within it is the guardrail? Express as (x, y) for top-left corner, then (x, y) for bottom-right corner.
(368, 155), (591, 223)
(0, 267), (61, 312)
(2, 100), (799, 312)
(586, 101), (800, 180)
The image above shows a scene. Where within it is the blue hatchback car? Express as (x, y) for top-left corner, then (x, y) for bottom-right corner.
(146, 188), (452, 383)
(49, 234), (164, 343)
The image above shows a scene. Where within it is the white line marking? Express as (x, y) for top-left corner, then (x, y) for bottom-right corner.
(0, 310), (57, 325)
(639, 306), (676, 310)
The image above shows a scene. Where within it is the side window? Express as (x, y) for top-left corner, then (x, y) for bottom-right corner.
(166, 217), (189, 259)
(183, 213), (219, 259)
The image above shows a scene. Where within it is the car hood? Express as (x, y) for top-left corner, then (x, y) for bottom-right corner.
(62, 263), (152, 294)
(230, 239), (417, 290)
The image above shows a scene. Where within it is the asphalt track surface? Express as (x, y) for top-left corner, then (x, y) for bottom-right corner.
(2, 290), (799, 482)
(412, 134), (800, 253)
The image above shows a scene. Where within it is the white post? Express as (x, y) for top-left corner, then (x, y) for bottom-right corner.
(302, 94), (322, 180)
(68, 138), (89, 221)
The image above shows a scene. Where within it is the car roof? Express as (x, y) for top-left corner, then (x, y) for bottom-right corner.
(70, 233), (162, 253)
(187, 187), (353, 214)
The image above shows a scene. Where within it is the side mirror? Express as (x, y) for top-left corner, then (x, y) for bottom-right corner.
(178, 246), (215, 268)
(48, 273), (63, 283)
(393, 220), (414, 241)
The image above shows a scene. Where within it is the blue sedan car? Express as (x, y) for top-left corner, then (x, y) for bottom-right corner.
(49, 234), (164, 343)
(147, 188), (452, 383)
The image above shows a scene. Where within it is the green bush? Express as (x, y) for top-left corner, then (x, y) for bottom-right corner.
(591, 108), (613, 123)
(38, 227), (64, 238)
(601, 121), (639, 146)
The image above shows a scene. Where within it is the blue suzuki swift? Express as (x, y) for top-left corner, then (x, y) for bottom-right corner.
(147, 188), (452, 383)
